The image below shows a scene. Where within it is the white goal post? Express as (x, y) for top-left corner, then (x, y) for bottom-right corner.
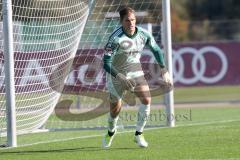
(162, 0), (175, 127)
(3, 0), (17, 147)
(1, 0), (174, 147)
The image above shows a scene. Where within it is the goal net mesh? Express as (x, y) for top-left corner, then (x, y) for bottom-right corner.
(46, 0), (164, 130)
(0, 0), (165, 146)
(0, 0), (89, 145)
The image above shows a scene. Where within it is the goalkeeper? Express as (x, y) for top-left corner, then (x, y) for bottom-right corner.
(102, 6), (172, 148)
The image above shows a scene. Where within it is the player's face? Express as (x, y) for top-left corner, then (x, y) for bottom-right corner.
(121, 12), (136, 35)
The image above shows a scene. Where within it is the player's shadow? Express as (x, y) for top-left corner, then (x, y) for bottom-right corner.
(0, 146), (141, 155)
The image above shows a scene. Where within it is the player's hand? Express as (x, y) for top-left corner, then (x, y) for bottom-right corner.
(116, 73), (136, 92)
(161, 68), (173, 85)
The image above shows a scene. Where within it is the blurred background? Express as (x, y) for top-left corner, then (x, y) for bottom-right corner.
(171, 0), (240, 43)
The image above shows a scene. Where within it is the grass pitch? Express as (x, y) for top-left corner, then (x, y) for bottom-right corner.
(1, 106), (240, 160)
(0, 120), (240, 160)
(0, 85), (240, 160)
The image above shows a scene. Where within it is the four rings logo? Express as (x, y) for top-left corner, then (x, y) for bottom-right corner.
(172, 46), (228, 85)
(143, 46), (228, 85)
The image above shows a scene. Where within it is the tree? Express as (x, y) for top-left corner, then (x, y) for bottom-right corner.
(185, 0), (240, 41)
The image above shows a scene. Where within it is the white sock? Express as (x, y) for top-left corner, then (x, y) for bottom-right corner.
(108, 113), (119, 132)
(136, 103), (150, 132)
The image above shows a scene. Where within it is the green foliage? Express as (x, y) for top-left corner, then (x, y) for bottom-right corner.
(172, 0), (240, 42)
(186, 0), (240, 20)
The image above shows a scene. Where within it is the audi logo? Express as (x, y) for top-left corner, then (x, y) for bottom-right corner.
(144, 46), (228, 85)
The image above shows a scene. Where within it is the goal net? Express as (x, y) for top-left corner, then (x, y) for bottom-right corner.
(0, 0), (89, 146)
(0, 0), (170, 146)
(45, 0), (168, 136)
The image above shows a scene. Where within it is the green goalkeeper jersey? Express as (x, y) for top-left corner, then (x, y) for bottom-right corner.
(103, 26), (165, 79)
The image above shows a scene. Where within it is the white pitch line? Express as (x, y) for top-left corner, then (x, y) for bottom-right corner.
(182, 158), (240, 160)
(1, 119), (240, 149)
